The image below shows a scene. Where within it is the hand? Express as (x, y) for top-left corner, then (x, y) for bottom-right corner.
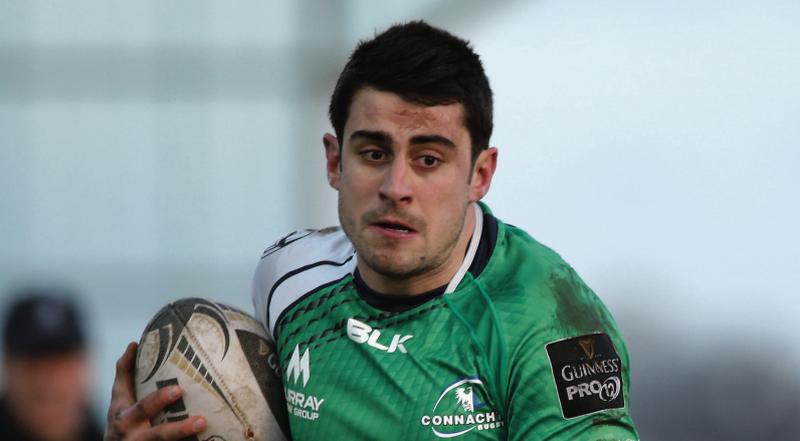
(104, 342), (207, 441)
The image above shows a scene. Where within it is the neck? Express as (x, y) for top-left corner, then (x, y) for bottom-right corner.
(357, 203), (477, 295)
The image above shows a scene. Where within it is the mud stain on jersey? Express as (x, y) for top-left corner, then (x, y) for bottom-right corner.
(548, 268), (613, 333)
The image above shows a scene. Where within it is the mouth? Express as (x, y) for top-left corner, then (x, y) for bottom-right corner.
(371, 218), (417, 235)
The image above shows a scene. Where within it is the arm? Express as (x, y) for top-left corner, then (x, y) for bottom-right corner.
(504, 269), (639, 440)
(103, 342), (207, 441)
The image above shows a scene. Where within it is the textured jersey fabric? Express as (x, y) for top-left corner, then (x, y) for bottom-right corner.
(252, 203), (639, 440)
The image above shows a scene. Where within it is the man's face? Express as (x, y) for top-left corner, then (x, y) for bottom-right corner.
(325, 88), (496, 293)
(4, 352), (90, 441)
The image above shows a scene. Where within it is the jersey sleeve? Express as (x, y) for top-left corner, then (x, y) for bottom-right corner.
(504, 265), (639, 441)
(251, 228), (356, 340)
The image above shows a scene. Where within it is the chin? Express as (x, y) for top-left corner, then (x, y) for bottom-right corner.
(364, 254), (424, 279)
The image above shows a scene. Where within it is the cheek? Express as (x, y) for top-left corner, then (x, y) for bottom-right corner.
(34, 358), (89, 397)
(339, 171), (378, 206)
(337, 180), (367, 232)
(53, 363), (89, 391)
(425, 172), (471, 205)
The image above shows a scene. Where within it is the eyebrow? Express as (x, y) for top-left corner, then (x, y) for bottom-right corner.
(409, 134), (456, 149)
(349, 130), (393, 147)
(349, 130), (456, 149)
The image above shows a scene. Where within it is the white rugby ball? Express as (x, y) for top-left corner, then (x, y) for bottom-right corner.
(135, 298), (289, 441)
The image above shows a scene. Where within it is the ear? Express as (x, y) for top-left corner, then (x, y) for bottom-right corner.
(468, 147), (498, 202)
(323, 133), (341, 190)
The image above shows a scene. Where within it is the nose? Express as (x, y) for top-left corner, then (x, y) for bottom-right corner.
(379, 159), (413, 204)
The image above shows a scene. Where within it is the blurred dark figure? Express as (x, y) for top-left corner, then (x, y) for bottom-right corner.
(0, 289), (102, 441)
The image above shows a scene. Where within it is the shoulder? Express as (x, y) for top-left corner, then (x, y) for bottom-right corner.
(485, 220), (570, 295)
(251, 228), (356, 338)
(481, 221), (636, 430)
(483, 220), (622, 336)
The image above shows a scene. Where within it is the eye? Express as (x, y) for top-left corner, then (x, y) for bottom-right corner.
(361, 149), (388, 162)
(416, 155), (442, 168)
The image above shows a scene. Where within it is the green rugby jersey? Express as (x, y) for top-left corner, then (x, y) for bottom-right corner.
(252, 203), (639, 440)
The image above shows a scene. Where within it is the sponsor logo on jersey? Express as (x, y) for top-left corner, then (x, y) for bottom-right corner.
(546, 333), (625, 419)
(286, 344), (311, 387)
(285, 345), (325, 422)
(420, 377), (504, 438)
(346, 318), (413, 354)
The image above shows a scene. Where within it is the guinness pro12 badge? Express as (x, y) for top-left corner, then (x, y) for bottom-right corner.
(546, 333), (625, 419)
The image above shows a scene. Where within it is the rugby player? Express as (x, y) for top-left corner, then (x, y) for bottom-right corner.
(105, 21), (639, 441)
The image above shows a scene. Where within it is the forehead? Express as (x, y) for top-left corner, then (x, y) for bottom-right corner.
(344, 88), (468, 142)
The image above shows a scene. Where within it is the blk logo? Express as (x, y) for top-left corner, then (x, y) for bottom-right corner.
(346, 318), (413, 354)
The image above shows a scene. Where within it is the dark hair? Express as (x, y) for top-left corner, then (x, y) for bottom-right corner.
(329, 21), (494, 160)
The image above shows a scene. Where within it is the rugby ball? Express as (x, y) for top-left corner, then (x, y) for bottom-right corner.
(135, 298), (290, 441)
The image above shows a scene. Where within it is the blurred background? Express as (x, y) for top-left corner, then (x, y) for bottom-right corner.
(1, 0), (798, 439)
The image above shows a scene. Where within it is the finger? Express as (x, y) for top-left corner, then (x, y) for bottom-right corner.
(118, 385), (183, 425)
(111, 342), (139, 402)
(107, 342), (140, 425)
(121, 342), (139, 396)
(142, 417), (207, 441)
